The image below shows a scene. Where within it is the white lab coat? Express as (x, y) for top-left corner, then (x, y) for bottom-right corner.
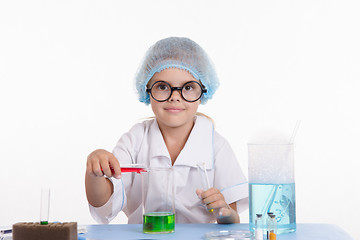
(89, 115), (248, 224)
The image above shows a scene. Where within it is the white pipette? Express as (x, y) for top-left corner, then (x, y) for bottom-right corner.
(197, 163), (213, 212)
(289, 120), (301, 144)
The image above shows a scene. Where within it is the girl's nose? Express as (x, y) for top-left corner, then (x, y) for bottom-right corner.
(169, 89), (182, 102)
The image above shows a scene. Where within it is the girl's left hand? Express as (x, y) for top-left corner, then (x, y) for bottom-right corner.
(196, 188), (240, 224)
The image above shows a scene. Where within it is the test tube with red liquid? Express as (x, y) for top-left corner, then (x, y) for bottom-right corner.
(102, 164), (147, 175)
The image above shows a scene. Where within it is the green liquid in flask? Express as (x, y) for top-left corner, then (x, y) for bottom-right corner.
(40, 221), (48, 225)
(143, 212), (175, 234)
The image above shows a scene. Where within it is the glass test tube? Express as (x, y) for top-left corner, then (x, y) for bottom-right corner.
(40, 187), (50, 225)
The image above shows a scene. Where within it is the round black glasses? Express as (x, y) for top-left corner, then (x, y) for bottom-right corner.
(146, 81), (207, 102)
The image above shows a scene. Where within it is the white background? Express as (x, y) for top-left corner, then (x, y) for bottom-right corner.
(0, 0), (359, 238)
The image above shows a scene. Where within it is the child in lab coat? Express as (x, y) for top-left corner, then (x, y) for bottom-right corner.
(85, 37), (248, 224)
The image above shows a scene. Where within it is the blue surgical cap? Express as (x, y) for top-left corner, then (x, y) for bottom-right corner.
(135, 37), (219, 105)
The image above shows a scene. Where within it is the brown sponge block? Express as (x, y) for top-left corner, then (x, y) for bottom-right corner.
(12, 222), (77, 240)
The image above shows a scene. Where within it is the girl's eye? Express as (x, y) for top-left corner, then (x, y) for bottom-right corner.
(184, 85), (193, 91)
(184, 82), (200, 91)
(157, 84), (169, 91)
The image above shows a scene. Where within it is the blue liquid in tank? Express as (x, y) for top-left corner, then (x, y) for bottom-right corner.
(249, 183), (296, 234)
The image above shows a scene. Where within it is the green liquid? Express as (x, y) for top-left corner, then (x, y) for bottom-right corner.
(40, 221), (48, 225)
(143, 212), (175, 234)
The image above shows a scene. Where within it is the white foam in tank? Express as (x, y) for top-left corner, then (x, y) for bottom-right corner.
(248, 143), (295, 184)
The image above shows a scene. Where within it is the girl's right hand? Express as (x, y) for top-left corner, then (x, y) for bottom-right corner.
(86, 149), (122, 179)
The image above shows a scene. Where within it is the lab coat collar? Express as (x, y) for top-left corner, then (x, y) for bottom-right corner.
(175, 115), (214, 170)
(148, 116), (214, 170)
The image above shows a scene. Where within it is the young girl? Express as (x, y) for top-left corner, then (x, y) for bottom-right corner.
(85, 37), (248, 224)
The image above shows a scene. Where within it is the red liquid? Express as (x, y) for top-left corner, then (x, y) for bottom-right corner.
(120, 167), (146, 173)
(101, 166), (146, 174)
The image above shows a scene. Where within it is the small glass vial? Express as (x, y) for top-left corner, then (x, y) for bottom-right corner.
(266, 212), (273, 240)
(268, 214), (277, 240)
(255, 214), (263, 240)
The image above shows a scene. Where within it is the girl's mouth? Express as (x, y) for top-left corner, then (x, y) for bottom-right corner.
(164, 107), (184, 113)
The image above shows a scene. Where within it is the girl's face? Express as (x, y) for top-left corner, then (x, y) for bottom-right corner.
(148, 68), (201, 130)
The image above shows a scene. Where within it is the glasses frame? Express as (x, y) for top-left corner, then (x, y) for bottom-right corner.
(146, 80), (207, 103)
